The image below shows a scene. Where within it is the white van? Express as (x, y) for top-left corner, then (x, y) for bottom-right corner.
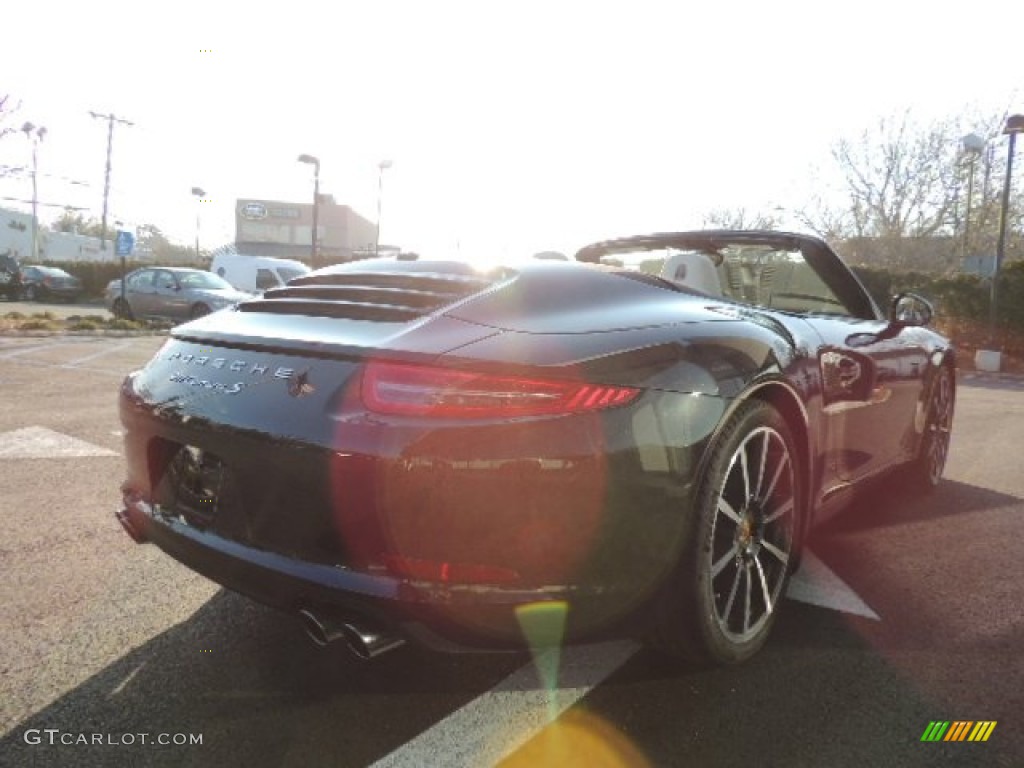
(210, 253), (311, 294)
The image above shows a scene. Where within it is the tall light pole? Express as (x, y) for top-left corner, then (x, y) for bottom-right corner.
(297, 154), (320, 268)
(991, 114), (1024, 335)
(191, 187), (206, 263)
(21, 122), (46, 262)
(89, 111), (134, 251)
(960, 133), (986, 261)
(375, 159), (392, 256)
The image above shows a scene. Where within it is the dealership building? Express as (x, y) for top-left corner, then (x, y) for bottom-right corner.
(0, 208), (108, 262)
(234, 197), (376, 264)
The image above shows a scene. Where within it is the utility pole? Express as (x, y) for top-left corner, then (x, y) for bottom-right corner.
(89, 111), (134, 250)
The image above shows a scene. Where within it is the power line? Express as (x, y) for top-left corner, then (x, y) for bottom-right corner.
(0, 196), (87, 210)
(88, 110), (134, 249)
(0, 166), (91, 186)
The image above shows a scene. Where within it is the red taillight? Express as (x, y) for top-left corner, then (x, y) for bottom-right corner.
(361, 361), (640, 418)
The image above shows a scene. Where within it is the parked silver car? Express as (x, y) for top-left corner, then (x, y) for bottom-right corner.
(106, 267), (251, 321)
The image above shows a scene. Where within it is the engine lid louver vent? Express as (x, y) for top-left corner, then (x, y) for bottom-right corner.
(238, 270), (503, 322)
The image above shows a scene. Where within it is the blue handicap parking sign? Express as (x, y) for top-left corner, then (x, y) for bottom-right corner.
(115, 230), (135, 256)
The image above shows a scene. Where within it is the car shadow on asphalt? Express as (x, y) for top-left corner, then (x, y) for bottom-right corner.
(3, 476), (1019, 767)
(0, 590), (528, 768)
(813, 477), (1019, 536)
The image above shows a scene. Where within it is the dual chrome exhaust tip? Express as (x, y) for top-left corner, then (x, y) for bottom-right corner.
(298, 608), (406, 660)
(115, 506), (405, 660)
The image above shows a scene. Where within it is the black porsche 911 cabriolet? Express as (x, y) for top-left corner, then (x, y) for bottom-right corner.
(115, 230), (955, 664)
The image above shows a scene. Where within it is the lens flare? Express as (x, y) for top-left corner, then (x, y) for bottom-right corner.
(499, 708), (650, 768)
(515, 601), (569, 707)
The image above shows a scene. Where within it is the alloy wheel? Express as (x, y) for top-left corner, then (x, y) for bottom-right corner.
(925, 369), (954, 485)
(708, 425), (795, 643)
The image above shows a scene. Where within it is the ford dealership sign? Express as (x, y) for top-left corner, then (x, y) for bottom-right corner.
(239, 202), (268, 220)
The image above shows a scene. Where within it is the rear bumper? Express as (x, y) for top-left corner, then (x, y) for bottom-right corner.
(116, 338), (727, 652)
(117, 494), (653, 651)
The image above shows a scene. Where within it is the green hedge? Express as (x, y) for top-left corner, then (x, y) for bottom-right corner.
(852, 262), (1024, 332)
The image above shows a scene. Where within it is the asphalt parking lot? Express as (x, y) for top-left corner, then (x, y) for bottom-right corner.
(1, 335), (1021, 767)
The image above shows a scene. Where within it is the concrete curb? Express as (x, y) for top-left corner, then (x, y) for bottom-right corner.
(0, 329), (169, 338)
(957, 369), (1024, 384)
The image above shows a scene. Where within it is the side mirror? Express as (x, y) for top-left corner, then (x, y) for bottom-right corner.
(889, 292), (933, 327)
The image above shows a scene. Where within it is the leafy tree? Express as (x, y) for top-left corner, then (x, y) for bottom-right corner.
(51, 209), (108, 237)
(135, 223), (196, 263)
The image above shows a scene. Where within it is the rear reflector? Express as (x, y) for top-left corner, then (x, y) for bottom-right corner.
(361, 361), (640, 418)
(383, 555), (521, 584)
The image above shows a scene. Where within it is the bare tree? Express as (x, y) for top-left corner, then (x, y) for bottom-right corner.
(797, 109), (1022, 269)
(0, 95), (23, 179)
(835, 113), (961, 239)
(793, 186), (852, 242)
(0, 94), (19, 139)
(701, 207), (781, 231)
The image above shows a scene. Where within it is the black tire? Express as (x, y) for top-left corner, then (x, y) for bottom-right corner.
(24, 285), (37, 301)
(112, 298), (133, 320)
(909, 365), (954, 491)
(651, 400), (800, 665)
(190, 303), (211, 319)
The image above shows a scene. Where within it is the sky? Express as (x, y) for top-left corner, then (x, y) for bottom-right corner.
(1, 0), (1021, 260)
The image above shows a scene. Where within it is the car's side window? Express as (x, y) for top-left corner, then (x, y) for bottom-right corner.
(717, 247), (851, 316)
(154, 270), (176, 291)
(598, 244), (856, 317)
(126, 270), (153, 290)
(256, 269), (278, 291)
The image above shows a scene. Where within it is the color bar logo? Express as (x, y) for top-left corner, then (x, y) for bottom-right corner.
(921, 721), (997, 742)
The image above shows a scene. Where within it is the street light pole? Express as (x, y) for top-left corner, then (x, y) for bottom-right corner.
(960, 133), (986, 261)
(21, 122), (46, 262)
(375, 159), (392, 257)
(991, 115), (1024, 336)
(191, 187), (206, 263)
(89, 111), (134, 252)
(297, 154), (320, 268)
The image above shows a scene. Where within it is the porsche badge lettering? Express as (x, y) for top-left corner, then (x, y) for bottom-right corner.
(168, 373), (245, 395)
(167, 351), (298, 394)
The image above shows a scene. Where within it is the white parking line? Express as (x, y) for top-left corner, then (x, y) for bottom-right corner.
(786, 549), (880, 620)
(374, 548), (877, 767)
(0, 355), (135, 377)
(0, 340), (82, 360)
(61, 340), (137, 367)
(371, 641), (640, 768)
(0, 426), (118, 458)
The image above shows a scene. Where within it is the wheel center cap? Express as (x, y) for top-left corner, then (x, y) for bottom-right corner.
(738, 514), (755, 548)
(737, 501), (764, 554)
